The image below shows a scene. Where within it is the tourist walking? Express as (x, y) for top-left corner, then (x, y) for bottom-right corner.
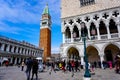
(49, 62), (56, 74)
(31, 59), (39, 80)
(21, 61), (25, 71)
(25, 57), (33, 80)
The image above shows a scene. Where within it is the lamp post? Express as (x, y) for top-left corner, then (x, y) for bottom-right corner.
(81, 22), (91, 80)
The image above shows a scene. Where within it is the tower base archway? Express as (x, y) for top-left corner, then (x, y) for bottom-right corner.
(86, 46), (100, 63)
(67, 47), (80, 60)
(104, 44), (119, 62)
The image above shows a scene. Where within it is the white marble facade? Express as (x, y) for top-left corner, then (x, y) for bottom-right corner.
(60, 0), (120, 68)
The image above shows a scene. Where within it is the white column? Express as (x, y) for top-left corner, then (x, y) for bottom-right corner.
(1, 44), (5, 51)
(99, 54), (104, 69)
(117, 23), (120, 38)
(15, 47), (18, 53)
(96, 26), (101, 40)
(71, 30), (73, 42)
(79, 29), (82, 42)
(87, 28), (91, 39)
(23, 48), (25, 55)
(11, 46), (14, 53)
(19, 48), (22, 54)
(6, 44), (10, 52)
(81, 56), (84, 64)
(18, 58), (21, 63)
(106, 24), (111, 39)
(62, 32), (65, 43)
(14, 58), (17, 65)
(26, 49), (28, 55)
(10, 57), (13, 63)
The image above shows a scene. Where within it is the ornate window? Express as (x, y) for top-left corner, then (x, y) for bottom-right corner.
(80, 0), (95, 6)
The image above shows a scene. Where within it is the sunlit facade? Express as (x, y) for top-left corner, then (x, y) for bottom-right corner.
(60, 0), (120, 67)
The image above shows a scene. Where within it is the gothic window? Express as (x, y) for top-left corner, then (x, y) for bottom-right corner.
(73, 25), (79, 38)
(90, 22), (97, 36)
(65, 27), (71, 38)
(109, 19), (118, 33)
(99, 21), (107, 35)
(80, 0), (95, 6)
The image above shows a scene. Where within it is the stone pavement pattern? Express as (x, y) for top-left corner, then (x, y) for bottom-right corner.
(0, 66), (120, 80)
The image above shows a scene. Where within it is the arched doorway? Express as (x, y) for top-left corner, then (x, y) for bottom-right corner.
(67, 47), (80, 60)
(86, 46), (100, 63)
(104, 44), (119, 62)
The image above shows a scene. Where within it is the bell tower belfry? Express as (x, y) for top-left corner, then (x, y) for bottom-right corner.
(39, 4), (51, 62)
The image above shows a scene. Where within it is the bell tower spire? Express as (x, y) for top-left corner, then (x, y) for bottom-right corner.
(39, 4), (51, 62)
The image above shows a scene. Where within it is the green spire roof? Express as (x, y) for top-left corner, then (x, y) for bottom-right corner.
(43, 4), (50, 15)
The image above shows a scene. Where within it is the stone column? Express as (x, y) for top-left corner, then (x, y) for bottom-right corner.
(18, 58), (21, 64)
(106, 24), (111, 39)
(117, 23), (120, 38)
(19, 48), (22, 54)
(62, 32), (65, 43)
(79, 29), (82, 42)
(26, 49), (28, 55)
(99, 53), (104, 69)
(23, 48), (25, 55)
(10, 57), (13, 64)
(96, 26), (101, 40)
(1, 44), (5, 51)
(71, 30), (73, 42)
(87, 28), (91, 39)
(15, 47), (18, 53)
(11, 46), (14, 53)
(14, 58), (17, 65)
(6, 44), (10, 52)
(81, 56), (85, 69)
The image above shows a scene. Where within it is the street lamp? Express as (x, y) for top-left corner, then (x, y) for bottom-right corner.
(81, 22), (91, 80)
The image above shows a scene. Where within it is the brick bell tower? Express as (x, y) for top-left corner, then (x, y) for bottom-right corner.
(39, 4), (51, 62)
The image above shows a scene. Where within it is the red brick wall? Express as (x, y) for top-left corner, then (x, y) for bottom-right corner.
(39, 28), (51, 62)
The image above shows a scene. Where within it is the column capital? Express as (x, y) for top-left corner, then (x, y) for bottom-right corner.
(99, 53), (104, 57)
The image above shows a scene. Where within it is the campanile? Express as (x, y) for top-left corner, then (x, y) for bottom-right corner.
(39, 4), (51, 62)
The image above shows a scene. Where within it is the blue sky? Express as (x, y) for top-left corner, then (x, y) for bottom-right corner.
(0, 0), (62, 53)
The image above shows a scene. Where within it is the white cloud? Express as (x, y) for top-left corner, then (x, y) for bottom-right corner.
(51, 46), (60, 53)
(0, 22), (22, 34)
(0, 0), (41, 24)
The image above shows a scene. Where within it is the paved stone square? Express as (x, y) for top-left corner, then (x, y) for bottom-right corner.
(0, 66), (120, 80)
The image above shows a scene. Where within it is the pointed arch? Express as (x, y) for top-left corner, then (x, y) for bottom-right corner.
(65, 45), (80, 60)
(86, 45), (100, 62)
(90, 22), (97, 36)
(65, 27), (71, 38)
(102, 42), (120, 52)
(109, 19), (118, 33)
(104, 43), (120, 62)
(99, 21), (107, 35)
(73, 25), (79, 38)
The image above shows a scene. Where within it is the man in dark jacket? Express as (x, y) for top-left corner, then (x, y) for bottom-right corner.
(26, 57), (33, 80)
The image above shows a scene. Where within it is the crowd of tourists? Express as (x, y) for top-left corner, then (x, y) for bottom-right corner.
(16, 50), (120, 80)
